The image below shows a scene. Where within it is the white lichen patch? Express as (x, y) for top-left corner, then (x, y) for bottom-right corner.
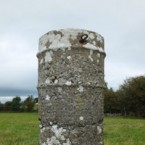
(40, 126), (49, 133)
(46, 136), (60, 145)
(45, 78), (50, 84)
(51, 125), (66, 141)
(87, 82), (91, 85)
(45, 51), (53, 62)
(39, 29), (104, 53)
(97, 126), (102, 134)
(65, 81), (72, 86)
(40, 46), (47, 52)
(83, 43), (104, 53)
(93, 41), (96, 45)
(54, 79), (58, 84)
(48, 32), (61, 49)
(68, 47), (71, 50)
(89, 33), (95, 39)
(88, 50), (93, 61)
(39, 124), (42, 129)
(39, 33), (50, 51)
(67, 56), (72, 60)
(97, 53), (100, 58)
(79, 116), (84, 121)
(46, 95), (50, 101)
(43, 137), (71, 145)
(77, 85), (84, 92)
(49, 34), (61, 43)
(41, 128), (45, 133)
(46, 32), (72, 51)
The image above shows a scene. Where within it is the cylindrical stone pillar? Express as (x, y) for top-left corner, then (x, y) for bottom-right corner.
(37, 28), (106, 145)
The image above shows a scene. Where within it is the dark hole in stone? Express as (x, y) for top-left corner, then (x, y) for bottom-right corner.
(52, 76), (57, 83)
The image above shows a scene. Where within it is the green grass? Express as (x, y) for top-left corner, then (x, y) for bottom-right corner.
(104, 117), (145, 145)
(0, 113), (145, 145)
(0, 113), (39, 145)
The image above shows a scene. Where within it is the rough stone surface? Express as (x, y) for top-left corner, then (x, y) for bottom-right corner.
(37, 28), (106, 145)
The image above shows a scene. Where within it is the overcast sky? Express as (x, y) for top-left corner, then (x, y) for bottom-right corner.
(0, 0), (145, 99)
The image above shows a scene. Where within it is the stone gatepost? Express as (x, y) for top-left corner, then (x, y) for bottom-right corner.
(37, 28), (106, 145)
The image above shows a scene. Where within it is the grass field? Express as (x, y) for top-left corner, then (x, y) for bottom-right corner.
(0, 113), (39, 145)
(104, 117), (145, 145)
(0, 113), (145, 145)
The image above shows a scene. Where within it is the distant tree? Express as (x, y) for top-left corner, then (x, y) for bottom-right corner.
(11, 96), (21, 112)
(4, 101), (12, 111)
(104, 87), (120, 114)
(34, 97), (38, 103)
(118, 76), (145, 117)
(34, 104), (38, 112)
(33, 97), (38, 112)
(23, 95), (35, 112)
(0, 102), (4, 111)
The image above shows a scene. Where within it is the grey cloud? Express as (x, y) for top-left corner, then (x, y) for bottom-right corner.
(0, 87), (37, 96)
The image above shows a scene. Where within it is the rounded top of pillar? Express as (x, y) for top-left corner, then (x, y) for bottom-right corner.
(39, 28), (104, 53)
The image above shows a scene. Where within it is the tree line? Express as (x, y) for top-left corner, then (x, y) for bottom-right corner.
(0, 95), (38, 112)
(104, 75), (145, 118)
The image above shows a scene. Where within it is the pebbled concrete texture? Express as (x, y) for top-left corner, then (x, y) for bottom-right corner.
(37, 28), (106, 145)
